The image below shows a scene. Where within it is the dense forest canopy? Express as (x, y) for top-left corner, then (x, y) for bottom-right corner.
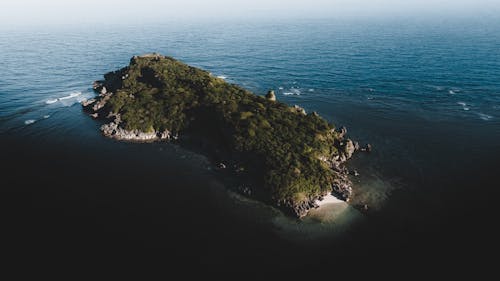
(96, 54), (348, 212)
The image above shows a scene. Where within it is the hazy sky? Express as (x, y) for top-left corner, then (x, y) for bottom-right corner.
(1, 0), (499, 25)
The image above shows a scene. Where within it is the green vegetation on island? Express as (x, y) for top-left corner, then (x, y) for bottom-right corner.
(83, 54), (359, 217)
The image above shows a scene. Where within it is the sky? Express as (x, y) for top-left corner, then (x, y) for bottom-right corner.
(1, 0), (499, 26)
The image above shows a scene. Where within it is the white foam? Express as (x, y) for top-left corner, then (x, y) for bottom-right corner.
(278, 87), (284, 90)
(478, 113), (493, 121)
(457, 102), (470, 111)
(43, 115), (50, 119)
(76, 95), (91, 103)
(217, 75), (227, 80)
(59, 92), (81, 100)
(59, 91), (90, 107)
(283, 88), (301, 96)
(45, 92), (82, 105)
(449, 90), (456, 95)
(24, 119), (36, 125)
(308, 89), (314, 92)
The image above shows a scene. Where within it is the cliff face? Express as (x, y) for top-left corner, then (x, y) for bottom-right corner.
(83, 53), (359, 217)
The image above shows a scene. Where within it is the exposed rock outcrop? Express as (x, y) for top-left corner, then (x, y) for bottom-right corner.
(265, 90), (276, 101)
(361, 143), (372, 152)
(84, 74), (171, 142)
(292, 104), (306, 115)
(335, 126), (347, 138)
(101, 122), (170, 142)
(343, 139), (356, 159)
(81, 98), (96, 107)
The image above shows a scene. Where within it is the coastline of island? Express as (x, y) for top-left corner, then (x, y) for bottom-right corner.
(81, 53), (371, 217)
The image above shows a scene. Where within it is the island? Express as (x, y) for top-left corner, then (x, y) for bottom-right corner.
(82, 53), (369, 217)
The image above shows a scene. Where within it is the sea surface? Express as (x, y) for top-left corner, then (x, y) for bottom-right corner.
(1, 18), (499, 272)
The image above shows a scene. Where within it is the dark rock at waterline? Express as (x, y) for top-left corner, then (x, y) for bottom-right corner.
(336, 126), (347, 138)
(354, 141), (360, 151)
(343, 139), (356, 159)
(361, 143), (372, 152)
(81, 98), (96, 107)
(349, 169), (359, 176)
(92, 80), (104, 91)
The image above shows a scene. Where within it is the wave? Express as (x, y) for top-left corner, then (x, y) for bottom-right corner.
(76, 95), (92, 103)
(457, 102), (470, 111)
(283, 88), (301, 96)
(58, 92), (81, 100)
(23, 113), (52, 125)
(278, 87), (284, 90)
(308, 89), (314, 92)
(217, 75), (227, 80)
(478, 113), (493, 121)
(45, 92), (82, 105)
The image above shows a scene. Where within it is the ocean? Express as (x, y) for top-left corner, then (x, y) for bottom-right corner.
(1, 18), (499, 272)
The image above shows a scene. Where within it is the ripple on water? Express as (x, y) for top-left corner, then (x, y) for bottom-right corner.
(478, 112), (493, 121)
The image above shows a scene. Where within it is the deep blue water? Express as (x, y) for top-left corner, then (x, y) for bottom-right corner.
(1, 19), (499, 272)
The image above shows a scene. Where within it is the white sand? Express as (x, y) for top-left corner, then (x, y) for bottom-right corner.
(305, 194), (349, 222)
(315, 193), (343, 206)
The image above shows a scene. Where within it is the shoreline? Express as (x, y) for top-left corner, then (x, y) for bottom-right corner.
(300, 193), (345, 218)
(304, 193), (350, 222)
(82, 90), (359, 217)
(82, 55), (370, 218)
(315, 193), (344, 207)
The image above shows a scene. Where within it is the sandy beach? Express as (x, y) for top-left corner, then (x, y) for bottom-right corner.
(303, 193), (350, 222)
(315, 193), (344, 207)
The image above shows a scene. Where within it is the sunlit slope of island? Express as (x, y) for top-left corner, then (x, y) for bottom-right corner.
(83, 54), (364, 217)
